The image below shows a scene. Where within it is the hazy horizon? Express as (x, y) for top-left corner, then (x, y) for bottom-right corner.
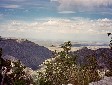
(0, 0), (112, 42)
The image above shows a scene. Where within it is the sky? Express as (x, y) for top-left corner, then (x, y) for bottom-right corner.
(0, 0), (112, 42)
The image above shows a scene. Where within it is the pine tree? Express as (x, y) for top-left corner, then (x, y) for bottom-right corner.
(107, 33), (112, 50)
(37, 41), (100, 85)
(0, 48), (35, 85)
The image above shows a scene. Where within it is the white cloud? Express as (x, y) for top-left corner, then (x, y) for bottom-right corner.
(57, 0), (112, 11)
(50, 0), (58, 1)
(97, 18), (111, 22)
(0, 5), (20, 9)
(58, 11), (75, 14)
(0, 18), (112, 41)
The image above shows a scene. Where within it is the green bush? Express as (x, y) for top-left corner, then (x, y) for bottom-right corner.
(37, 41), (101, 85)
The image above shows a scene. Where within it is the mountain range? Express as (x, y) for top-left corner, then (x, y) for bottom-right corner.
(74, 47), (112, 70)
(0, 37), (52, 70)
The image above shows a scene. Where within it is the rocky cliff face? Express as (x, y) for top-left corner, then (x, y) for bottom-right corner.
(0, 37), (52, 70)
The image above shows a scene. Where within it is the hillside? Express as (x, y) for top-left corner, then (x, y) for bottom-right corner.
(36, 41), (112, 85)
(0, 37), (52, 70)
(74, 47), (112, 70)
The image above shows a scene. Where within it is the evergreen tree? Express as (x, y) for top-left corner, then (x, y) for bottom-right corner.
(107, 33), (112, 50)
(37, 41), (100, 85)
(0, 48), (35, 85)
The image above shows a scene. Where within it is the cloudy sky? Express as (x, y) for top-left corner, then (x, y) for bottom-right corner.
(0, 0), (112, 42)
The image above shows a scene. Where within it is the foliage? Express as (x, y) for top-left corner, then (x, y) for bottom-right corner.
(107, 33), (112, 50)
(37, 41), (101, 85)
(61, 41), (72, 54)
(110, 38), (112, 50)
(105, 33), (112, 76)
(0, 48), (34, 85)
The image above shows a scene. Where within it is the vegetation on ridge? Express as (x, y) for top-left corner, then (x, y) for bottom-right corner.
(0, 37), (52, 70)
(36, 41), (103, 85)
(0, 34), (112, 85)
(0, 48), (35, 85)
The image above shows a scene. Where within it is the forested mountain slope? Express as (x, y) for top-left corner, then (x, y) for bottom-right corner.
(0, 37), (52, 70)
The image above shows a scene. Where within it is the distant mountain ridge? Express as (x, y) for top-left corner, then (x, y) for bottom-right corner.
(74, 47), (112, 69)
(0, 37), (52, 70)
(60, 42), (109, 47)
